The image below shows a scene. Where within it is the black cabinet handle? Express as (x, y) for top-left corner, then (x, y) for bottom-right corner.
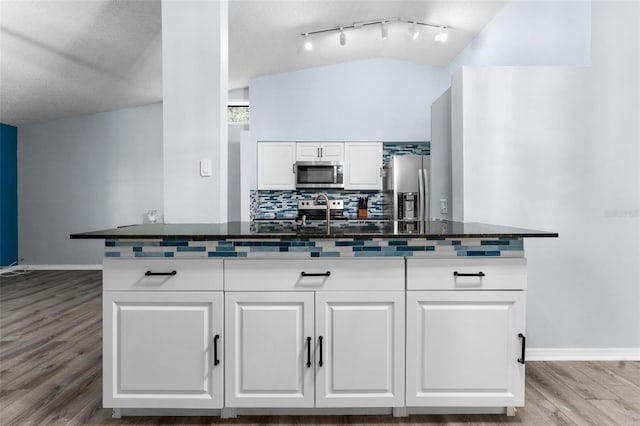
(213, 334), (220, 366)
(301, 271), (331, 277)
(145, 270), (177, 276)
(318, 336), (324, 367)
(517, 333), (526, 364)
(306, 336), (312, 368)
(453, 271), (485, 277)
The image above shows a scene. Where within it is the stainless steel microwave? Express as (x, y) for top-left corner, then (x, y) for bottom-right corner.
(295, 161), (344, 189)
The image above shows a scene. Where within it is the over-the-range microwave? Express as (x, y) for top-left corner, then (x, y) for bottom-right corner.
(295, 161), (344, 189)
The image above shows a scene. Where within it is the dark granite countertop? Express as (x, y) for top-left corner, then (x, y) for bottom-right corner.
(70, 221), (558, 240)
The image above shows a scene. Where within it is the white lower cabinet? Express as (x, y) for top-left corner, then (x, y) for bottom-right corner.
(225, 291), (404, 408)
(224, 258), (405, 409)
(406, 290), (526, 407)
(102, 256), (529, 414)
(224, 292), (315, 407)
(103, 291), (224, 409)
(315, 291), (405, 407)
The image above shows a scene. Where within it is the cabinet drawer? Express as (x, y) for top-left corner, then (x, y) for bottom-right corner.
(103, 258), (223, 291)
(406, 258), (526, 290)
(224, 258), (404, 291)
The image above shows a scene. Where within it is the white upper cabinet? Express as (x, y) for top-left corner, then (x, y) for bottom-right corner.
(296, 143), (344, 162)
(257, 142), (296, 190)
(344, 142), (383, 190)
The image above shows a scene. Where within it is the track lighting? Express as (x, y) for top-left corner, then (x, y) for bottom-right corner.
(409, 22), (420, 40)
(301, 18), (449, 51)
(304, 33), (313, 51)
(434, 26), (448, 43)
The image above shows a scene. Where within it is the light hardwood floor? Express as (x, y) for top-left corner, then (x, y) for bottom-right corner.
(1, 270), (638, 425)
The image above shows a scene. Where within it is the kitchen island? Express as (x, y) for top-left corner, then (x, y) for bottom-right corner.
(71, 221), (557, 419)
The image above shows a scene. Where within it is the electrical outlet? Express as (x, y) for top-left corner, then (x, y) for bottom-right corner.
(440, 199), (448, 214)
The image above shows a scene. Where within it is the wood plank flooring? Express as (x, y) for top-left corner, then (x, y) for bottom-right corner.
(1, 270), (639, 425)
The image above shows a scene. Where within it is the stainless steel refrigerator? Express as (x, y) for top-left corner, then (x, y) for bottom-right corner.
(383, 155), (431, 221)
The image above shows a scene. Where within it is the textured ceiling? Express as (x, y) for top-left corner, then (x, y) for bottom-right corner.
(0, 0), (506, 126)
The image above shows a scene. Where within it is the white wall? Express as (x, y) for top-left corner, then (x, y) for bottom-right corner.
(430, 88), (453, 221)
(447, 0), (592, 75)
(452, 1), (639, 348)
(18, 104), (163, 265)
(250, 58), (450, 188)
(228, 88), (249, 221)
(162, 0), (228, 223)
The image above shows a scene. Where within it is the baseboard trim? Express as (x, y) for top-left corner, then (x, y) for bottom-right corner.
(19, 264), (103, 271)
(527, 348), (640, 361)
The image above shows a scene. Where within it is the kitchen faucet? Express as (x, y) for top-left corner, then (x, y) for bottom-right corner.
(315, 193), (331, 234)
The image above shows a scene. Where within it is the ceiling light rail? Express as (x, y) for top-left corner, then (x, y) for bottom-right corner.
(300, 17), (449, 48)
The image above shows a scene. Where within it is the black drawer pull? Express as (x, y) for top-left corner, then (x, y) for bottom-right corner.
(213, 334), (220, 366)
(306, 336), (312, 368)
(145, 270), (177, 276)
(453, 271), (485, 278)
(301, 271), (331, 277)
(318, 336), (324, 367)
(517, 333), (526, 364)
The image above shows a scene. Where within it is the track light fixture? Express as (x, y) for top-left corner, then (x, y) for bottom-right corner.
(409, 22), (420, 40)
(301, 17), (449, 51)
(434, 26), (448, 43)
(304, 33), (313, 51)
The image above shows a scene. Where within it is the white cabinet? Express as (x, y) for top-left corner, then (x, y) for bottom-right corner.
(406, 291), (525, 407)
(296, 143), (344, 162)
(344, 142), (383, 190)
(224, 258), (405, 409)
(405, 258), (526, 408)
(257, 142), (296, 190)
(102, 259), (224, 409)
(224, 292), (315, 408)
(103, 291), (224, 409)
(315, 291), (405, 407)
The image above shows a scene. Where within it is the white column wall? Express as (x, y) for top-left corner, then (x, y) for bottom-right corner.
(162, 0), (228, 223)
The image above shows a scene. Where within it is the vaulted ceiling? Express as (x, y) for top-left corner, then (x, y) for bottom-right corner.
(0, 0), (506, 126)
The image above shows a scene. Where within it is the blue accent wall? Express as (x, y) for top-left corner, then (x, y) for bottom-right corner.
(0, 123), (18, 266)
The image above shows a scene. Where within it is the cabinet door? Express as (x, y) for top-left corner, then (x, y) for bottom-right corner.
(296, 143), (321, 161)
(315, 291), (405, 407)
(406, 291), (525, 407)
(103, 292), (223, 409)
(225, 292), (315, 407)
(258, 142), (296, 190)
(344, 142), (383, 190)
(319, 143), (345, 161)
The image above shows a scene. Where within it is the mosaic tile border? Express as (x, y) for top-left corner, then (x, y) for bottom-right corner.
(105, 237), (524, 258)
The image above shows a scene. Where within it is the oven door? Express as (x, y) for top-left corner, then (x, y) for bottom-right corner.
(295, 162), (344, 189)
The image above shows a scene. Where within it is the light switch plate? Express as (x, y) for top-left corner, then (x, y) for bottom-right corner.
(200, 159), (212, 177)
(440, 198), (448, 214)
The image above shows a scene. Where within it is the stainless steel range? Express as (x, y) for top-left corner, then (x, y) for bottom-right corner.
(297, 199), (345, 221)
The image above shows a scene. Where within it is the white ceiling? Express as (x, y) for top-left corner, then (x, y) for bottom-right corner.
(0, 0), (506, 126)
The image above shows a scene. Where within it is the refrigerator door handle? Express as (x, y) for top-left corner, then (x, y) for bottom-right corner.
(422, 168), (429, 221)
(418, 169), (425, 221)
